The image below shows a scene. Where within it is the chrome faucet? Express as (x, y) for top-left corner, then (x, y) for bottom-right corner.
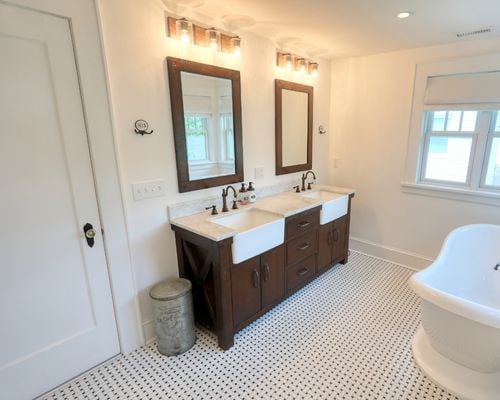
(221, 185), (238, 212)
(301, 170), (316, 191)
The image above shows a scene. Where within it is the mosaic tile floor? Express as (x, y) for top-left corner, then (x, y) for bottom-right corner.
(41, 252), (459, 400)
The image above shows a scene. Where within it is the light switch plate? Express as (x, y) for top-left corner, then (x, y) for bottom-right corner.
(132, 179), (166, 201)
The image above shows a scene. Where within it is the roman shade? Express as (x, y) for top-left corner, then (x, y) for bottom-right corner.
(424, 71), (500, 109)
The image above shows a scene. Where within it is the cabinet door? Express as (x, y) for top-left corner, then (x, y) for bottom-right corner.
(317, 222), (333, 272)
(261, 245), (285, 308)
(231, 256), (261, 328)
(332, 216), (348, 262)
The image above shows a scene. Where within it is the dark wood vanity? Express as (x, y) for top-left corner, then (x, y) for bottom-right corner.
(171, 194), (354, 350)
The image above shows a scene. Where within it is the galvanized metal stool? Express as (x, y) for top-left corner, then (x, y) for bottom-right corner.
(149, 278), (196, 355)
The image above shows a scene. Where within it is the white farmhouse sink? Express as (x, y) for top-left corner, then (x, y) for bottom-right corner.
(300, 190), (348, 225)
(212, 209), (284, 264)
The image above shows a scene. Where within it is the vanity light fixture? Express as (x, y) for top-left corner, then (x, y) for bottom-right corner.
(166, 15), (242, 56)
(276, 51), (318, 78)
(397, 11), (412, 19)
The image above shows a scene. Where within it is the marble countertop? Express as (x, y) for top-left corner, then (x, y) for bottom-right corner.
(169, 185), (355, 242)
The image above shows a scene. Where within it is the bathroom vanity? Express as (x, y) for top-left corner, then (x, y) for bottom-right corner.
(170, 187), (354, 350)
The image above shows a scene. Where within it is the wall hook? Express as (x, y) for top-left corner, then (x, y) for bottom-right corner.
(134, 119), (153, 136)
(318, 125), (327, 135)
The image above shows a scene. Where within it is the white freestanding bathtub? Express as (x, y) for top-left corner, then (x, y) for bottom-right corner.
(409, 224), (500, 400)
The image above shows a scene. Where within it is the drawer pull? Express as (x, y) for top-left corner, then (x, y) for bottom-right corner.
(297, 267), (308, 276)
(297, 243), (310, 251)
(262, 264), (270, 282)
(333, 228), (339, 242)
(297, 221), (310, 228)
(252, 269), (260, 288)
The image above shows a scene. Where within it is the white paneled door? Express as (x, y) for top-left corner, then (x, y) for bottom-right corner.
(0, 3), (119, 399)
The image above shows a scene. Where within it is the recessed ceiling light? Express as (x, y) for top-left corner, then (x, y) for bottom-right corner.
(397, 11), (412, 19)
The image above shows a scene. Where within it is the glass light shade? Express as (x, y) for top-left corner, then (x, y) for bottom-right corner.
(207, 28), (220, 50)
(232, 36), (241, 57)
(176, 18), (192, 45)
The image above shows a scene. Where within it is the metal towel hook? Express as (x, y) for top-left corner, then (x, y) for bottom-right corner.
(494, 263), (500, 271)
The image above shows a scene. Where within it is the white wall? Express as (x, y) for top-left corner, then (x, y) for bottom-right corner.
(97, 0), (331, 340)
(330, 37), (500, 268)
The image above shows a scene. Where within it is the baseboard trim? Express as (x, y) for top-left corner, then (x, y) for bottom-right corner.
(349, 236), (434, 271)
(142, 319), (156, 345)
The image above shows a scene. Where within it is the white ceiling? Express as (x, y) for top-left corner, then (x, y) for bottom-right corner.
(162, 0), (500, 59)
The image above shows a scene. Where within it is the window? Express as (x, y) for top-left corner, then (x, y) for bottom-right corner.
(184, 114), (211, 161)
(484, 116), (500, 187)
(220, 113), (234, 161)
(419, 110), (500, 189)
(403, 54), (500, 204)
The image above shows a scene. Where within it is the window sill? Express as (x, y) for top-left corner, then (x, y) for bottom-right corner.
(401, 181), (500, 207)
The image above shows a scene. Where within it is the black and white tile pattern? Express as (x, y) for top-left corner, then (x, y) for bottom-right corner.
(41, 252), (459, 400)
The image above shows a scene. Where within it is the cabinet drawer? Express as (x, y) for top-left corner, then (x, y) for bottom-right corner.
(285, 207), (320, 240)
(286, 230), (317, 266)
(286, 255), (316, 292)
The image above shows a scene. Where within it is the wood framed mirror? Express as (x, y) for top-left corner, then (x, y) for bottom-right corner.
(275, 79), (313, 175)
(167, 57), (244, 192)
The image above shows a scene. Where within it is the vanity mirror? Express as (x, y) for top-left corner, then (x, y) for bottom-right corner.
(167, 57), (243, 192)
(275, 79), (313, 175)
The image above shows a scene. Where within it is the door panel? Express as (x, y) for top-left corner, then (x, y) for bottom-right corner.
(317, 223), (333, 272)
(332, 216), (348, 262)
(0, 4), (119, 399)
(231, 257), (261, 328)
(261, 245), (285, 308)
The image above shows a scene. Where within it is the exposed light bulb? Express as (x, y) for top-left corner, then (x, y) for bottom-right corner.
(285, 54), (293, 71)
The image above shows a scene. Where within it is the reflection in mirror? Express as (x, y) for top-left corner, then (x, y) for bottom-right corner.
(282, 89), (308, 167)
(180, 72), (235, 180)
(167, 57), (243, 192)
(275, 79), (313, 175)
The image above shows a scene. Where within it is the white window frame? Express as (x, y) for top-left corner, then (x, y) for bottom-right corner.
(184, 113), (212, 163)
(402, 54), (500, 206)
(480, 115), (500, 189)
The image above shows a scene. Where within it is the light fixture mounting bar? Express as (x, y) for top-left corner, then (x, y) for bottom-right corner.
(167, 16), (240, 54)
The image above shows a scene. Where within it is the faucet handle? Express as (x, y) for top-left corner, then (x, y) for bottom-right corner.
(293, 185), (300, 193)
(205, 205), (218, 215)
(307, 181), (314, 190)
(232, 200), (239, 210)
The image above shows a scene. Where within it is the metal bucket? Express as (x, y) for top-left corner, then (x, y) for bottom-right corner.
(149, 278), (196, 355)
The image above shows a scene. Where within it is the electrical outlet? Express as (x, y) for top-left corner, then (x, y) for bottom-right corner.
(254, 166), (264, 179)
(132, 179), (166, 201)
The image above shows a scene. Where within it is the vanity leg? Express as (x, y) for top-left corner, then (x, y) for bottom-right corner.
(212, 240), (235, 351)
(217, 332), (234, 350)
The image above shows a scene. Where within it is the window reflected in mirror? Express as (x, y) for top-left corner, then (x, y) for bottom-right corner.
(181, 72), (236, 180)
(167, 57), (243, 192)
